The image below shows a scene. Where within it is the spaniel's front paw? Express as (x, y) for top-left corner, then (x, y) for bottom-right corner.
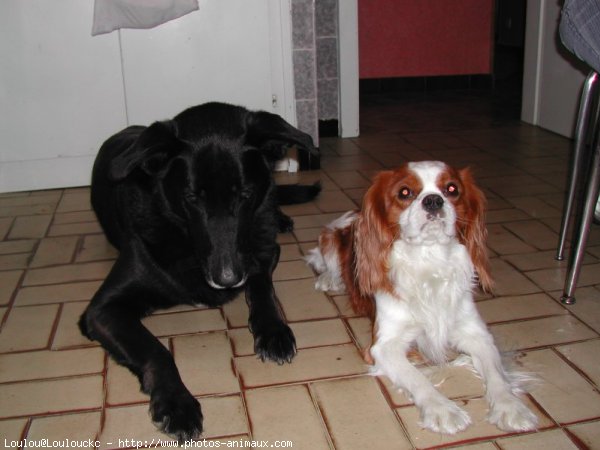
(489, 394), (538, 432)
(419, 397), (472, 434)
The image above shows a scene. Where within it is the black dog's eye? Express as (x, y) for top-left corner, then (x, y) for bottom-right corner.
(240, 187), (254, 200)
(445, 183), (459, 197)
(398, 186), (413, 200)
(184, 189), (204, 202)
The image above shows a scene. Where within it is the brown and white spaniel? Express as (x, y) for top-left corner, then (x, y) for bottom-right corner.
(307, 161), (537, 434)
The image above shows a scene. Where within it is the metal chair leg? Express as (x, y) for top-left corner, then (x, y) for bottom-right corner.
(561, 132), (600, 304)
(556, 71), (599, 261)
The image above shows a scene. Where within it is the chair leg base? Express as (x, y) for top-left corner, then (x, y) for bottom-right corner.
(561, 294), (576, 305)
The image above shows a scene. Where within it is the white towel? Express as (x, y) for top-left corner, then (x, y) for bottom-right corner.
(92, 0), (199, 36)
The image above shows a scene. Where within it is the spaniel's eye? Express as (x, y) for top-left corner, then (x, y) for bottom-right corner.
(445, 183), (459, 197)
(398, 186), (412, 199)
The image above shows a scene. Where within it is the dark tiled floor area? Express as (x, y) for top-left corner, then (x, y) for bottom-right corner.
(1, 89), (600, 449)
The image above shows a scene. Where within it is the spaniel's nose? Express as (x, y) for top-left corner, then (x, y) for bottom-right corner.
(422, 194), (444, 212)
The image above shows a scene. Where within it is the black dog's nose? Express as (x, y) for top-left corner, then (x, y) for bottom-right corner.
(214, 267), (244, 289)
(422, 194), (444, 212)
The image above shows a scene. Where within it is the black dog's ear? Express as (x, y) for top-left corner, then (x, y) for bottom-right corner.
(246, 111), (318, 163)
(110, 121), (182, 180)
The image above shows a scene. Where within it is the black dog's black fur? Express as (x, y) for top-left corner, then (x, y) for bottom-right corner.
(78, 102), (320, 440)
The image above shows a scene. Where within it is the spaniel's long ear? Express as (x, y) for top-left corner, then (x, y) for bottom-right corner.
(353, 171), (397, 302)
(109, 121), (182, 181)
(457, 168), (493, 293)
(245, 110), (319, 164)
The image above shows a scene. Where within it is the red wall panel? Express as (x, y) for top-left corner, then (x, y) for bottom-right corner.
(359, 0), (494, 79)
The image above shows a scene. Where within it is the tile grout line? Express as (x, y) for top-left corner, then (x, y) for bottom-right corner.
(550, 345), (600, 392)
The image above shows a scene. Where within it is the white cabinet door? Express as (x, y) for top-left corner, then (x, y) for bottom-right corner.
(0, 0), (127, 192)
(121, 0), (291, 125)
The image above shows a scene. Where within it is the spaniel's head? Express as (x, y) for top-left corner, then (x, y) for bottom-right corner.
(354, 161), (493, 297)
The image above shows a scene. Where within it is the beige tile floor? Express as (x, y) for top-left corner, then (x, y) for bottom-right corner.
(2, 91), (600, 449)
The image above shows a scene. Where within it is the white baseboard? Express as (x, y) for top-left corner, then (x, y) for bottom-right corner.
(0, 155), (95, 193)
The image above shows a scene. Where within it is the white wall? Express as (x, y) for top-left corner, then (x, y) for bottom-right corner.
(521, 0), (587, 138)
(0, 0), (295, 193)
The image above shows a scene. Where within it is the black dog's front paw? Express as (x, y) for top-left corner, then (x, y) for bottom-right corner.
(150, 387), (203, 443)
(253, 322), (297, 364)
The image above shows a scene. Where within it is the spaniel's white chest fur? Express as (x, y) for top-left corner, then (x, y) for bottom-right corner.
(388, 239), (473, 302)
(380, 239), (475, 365)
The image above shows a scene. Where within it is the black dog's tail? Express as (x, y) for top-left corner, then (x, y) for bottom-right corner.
(276, 182), (321, 205)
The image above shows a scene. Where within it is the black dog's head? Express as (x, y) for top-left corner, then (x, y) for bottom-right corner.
(107, 103), (317, 289)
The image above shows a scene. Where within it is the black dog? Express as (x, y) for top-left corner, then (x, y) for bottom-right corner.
(79, 102), (320, 440)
